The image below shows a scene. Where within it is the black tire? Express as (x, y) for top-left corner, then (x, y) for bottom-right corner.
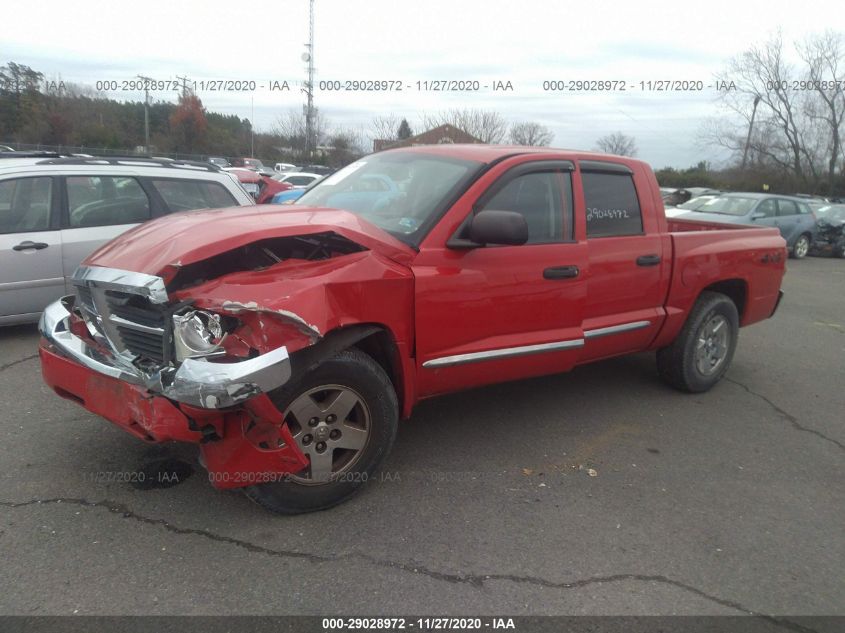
(244, 348), (398, 514)
(656, 291), (739, 393)
(790, 233), (810, 259)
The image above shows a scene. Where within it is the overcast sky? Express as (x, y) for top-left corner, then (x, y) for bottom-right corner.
(3, 0), (843, 167)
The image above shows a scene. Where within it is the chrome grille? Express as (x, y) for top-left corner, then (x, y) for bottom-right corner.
(104, 291), (168, 363)
(74, 281), (169, 366)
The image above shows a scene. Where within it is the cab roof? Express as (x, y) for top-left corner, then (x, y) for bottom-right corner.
(378, 143), (648, 167)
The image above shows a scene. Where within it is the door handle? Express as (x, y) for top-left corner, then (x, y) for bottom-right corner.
(12, 241), (49, 251)
(636, 254), (661, 266)
(543, 265), (579, 279)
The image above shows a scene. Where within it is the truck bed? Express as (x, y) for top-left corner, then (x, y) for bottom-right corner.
(649, 216), (787, 349)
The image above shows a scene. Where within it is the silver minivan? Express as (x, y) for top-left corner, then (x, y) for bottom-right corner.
(0, 154), (254, 325)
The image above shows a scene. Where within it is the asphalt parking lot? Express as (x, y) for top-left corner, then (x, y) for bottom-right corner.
(0, 257), (842, 617)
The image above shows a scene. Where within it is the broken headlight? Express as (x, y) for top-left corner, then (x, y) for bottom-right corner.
(173, 310), (226, 361)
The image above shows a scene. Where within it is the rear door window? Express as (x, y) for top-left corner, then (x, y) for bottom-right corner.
(152, 179), (237, 212)
(776, 200), (800, 217)
(0, 177), (53, 233)
(582, 172), (643, 238)
(67, 176), (150, 228)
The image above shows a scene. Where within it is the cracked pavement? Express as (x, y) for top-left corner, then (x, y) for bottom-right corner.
(0, 258), (842, 616)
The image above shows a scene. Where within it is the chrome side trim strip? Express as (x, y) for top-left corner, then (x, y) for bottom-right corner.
(584, 320), (652, 340)
(422, 339), (584, 368)
(72, 265), (169, 304)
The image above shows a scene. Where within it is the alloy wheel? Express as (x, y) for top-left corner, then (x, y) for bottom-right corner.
(694, 314), (730, 376)
(284, 385), (371, 484)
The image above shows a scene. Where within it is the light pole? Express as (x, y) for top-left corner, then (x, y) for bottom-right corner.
(137, 75), (153, 154)
(741, 95), (762, 170)
(302, 0), (316, 161)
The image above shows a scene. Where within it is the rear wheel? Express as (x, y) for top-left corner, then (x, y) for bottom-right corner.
(791, 234), (810, 259)
(657, 291), (739, 393)
(243, 348), (398, 514)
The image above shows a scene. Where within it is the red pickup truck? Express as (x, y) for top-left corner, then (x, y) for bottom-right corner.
(39, 145), (786, 513)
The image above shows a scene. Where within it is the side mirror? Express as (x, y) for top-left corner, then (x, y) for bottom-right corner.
(468, 210), (529, 246)
(751, 212), (766, 220)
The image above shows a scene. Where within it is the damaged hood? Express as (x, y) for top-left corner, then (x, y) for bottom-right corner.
(84, 206), (416, 274)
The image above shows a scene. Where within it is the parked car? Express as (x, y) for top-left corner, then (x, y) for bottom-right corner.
(225, 167), (293, 204)
(661, 188), (721, 211)
(207, 156), (230, 168)
(673, 193), (816, 258)
(230, 157), (264, 171)
(664, 194), (720, 218)
(685, 187), (721, 198)
(660, 187), (691, 206)
(270, 173), (395, 207)
(810, 204), (845, 257)
(274, 162), (297, 172)
(300, 164), (335, 176)
(792, 193), (828, 203)
(274, 172), (323, 189)
(38, 145), (787, 513)
(270, 188), (306, 204)
(0, 155), (253, 325)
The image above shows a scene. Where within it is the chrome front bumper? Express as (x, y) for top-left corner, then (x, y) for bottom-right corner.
(39, 296), (292, 409)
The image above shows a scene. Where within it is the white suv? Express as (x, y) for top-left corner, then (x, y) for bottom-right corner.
(0, 153), (254, 325)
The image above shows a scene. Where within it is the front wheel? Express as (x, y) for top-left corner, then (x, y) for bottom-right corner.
(657, 291), (739, 393)
(244, 348), (398, 514)
(791, 234), (810, 259)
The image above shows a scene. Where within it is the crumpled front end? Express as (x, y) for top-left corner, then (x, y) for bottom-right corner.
(39, 226), (414, 488)
(39, 277), (295, 410)
(38, 268), (311, 487)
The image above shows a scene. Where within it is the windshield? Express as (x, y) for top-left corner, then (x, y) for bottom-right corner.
(295, 152), (482, 244)
(692, 196), (758, 216)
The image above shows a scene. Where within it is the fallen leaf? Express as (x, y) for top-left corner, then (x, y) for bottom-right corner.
(586, 468), (598, 477)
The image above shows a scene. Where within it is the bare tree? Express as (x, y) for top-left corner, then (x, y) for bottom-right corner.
(273, 108), (327, 155)
(421, 108), (508, 143)
(743, 34), (811, 183)
(595, 131), (638, 156)
(370, 114), (402, 142)
(708, 32), (821, 186)
(324, 126), (366, 167)
(798, 31), (845, 191)
(700, 31), (845, 191)
(509, 121), (553, 146)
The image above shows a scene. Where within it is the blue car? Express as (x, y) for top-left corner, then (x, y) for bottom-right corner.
(675, 193), (817, 259)
(271, 174), (401, 209)
(271, 188), (307, 204)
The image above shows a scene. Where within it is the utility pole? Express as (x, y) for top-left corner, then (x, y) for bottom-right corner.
(176, 75), (191, 99)
(250, 95), (255, 158)
(741, 95), (762, 170)
(302, 0), (316, 161)
(137, 75), (152, 154)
